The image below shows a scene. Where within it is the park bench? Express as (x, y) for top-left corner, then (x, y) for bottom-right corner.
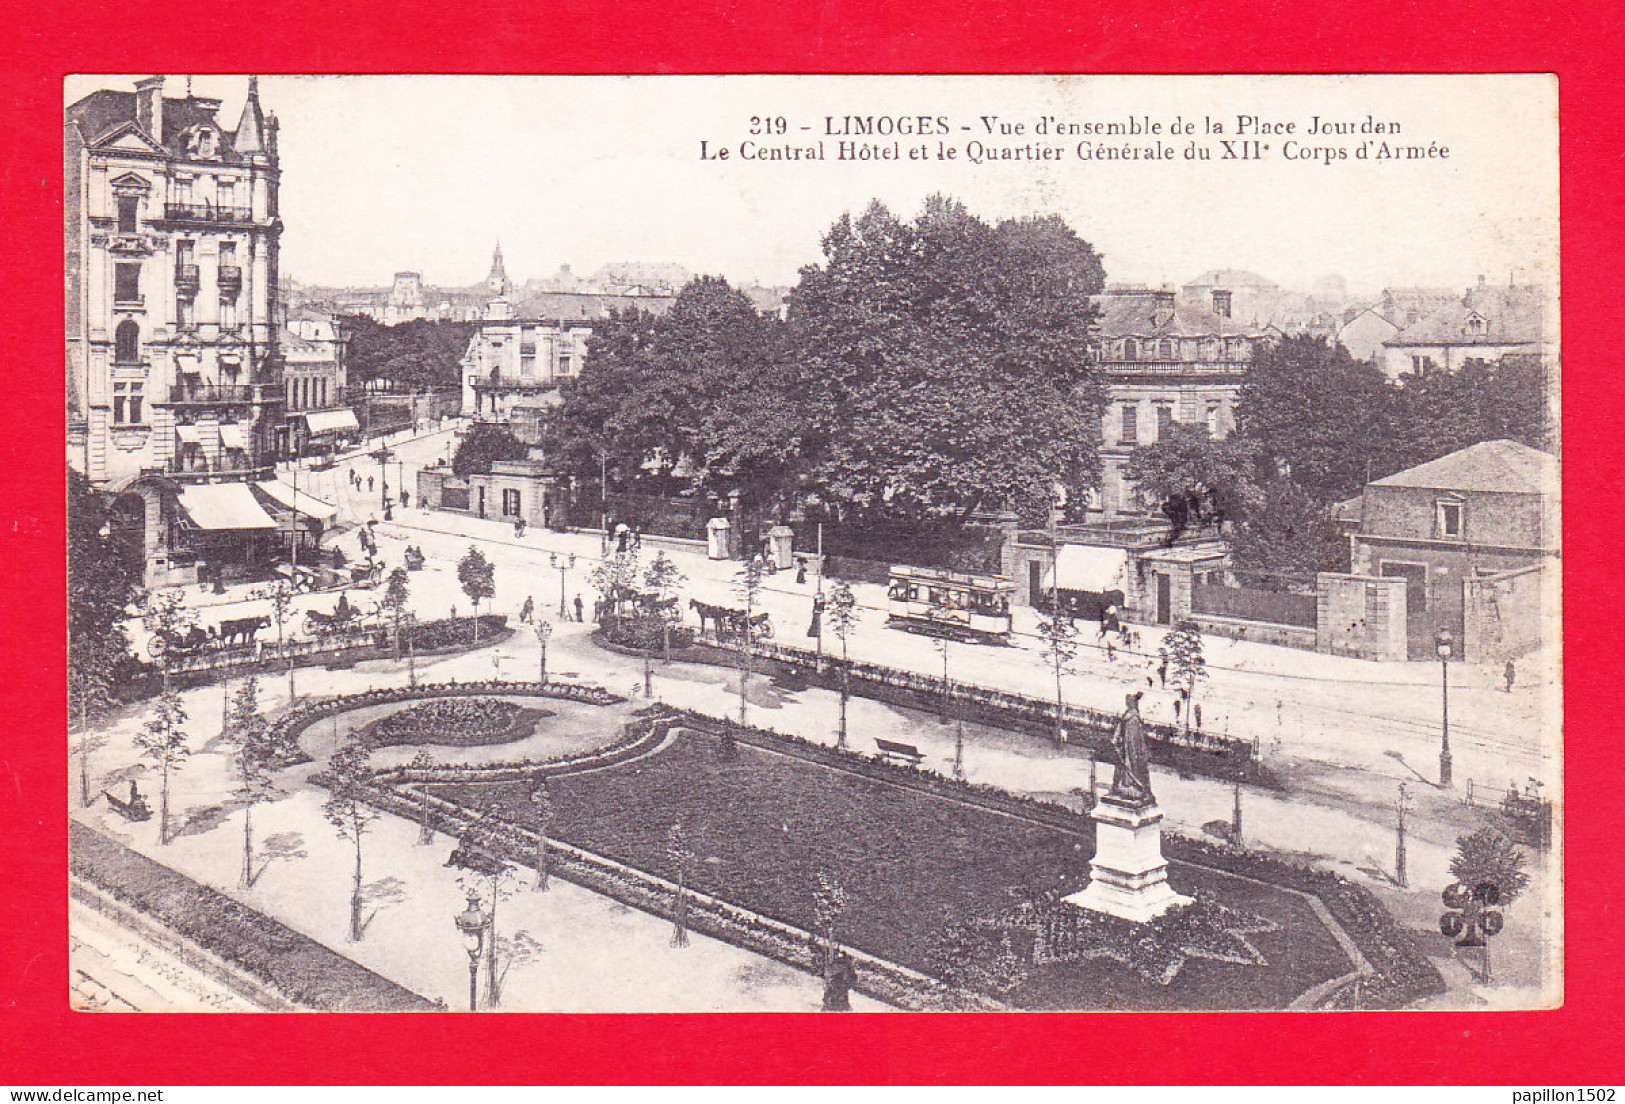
(874, 738), (926, 767)
(445, 835), (509, 877)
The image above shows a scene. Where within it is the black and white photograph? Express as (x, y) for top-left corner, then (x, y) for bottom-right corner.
(64, 73), (1559, 1014)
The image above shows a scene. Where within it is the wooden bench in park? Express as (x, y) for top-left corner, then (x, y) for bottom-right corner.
(874, 738), (926, 767)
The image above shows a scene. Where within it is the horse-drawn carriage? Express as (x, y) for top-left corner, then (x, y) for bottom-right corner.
(403, 546), (426, 572)
(689, 599), (774, 643)
(146, 615), (269, 660)
(302, 593), (373, 636)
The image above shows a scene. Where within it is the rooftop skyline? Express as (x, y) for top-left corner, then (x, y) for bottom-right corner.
(67, 74), (1559, 298)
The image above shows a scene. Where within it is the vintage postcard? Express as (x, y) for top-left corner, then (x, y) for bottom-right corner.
(65, 73), (1559, 1014)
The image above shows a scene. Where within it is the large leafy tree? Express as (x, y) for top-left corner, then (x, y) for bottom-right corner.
(68, 468), (142, 803)
(551, 278), (794, 504)
(343, 316), (475, 392)
(790, 198), (1107, 524)
(547, 306), (662, 492)
(1124, 424), (1263, 529)
(451, 421), (530, 478)
(1237, 335), (1400, 502)
(1390, 352), (1554, 470)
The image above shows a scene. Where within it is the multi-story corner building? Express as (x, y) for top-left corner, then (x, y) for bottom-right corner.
(1091, 287), (1266, 517)
(66, 75), (283, 487)
(460, 291), (676, 443)
(66, 76), (287, 585)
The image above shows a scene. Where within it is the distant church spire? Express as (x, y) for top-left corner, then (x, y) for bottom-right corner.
(486, 240), (511, 296)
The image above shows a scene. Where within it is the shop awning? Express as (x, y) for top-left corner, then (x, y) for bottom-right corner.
(175, 424), (212, 445)
(218, 424), (248, 451)
(255, 480), (338, 521)
(177, 483), (280, 530)
(1044, 544), (1128, 593)
(302, 409), (360, 434)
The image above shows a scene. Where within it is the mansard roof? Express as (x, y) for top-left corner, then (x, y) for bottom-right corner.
(66, 86), (259, 163)
(1094, 291), (1264, 340)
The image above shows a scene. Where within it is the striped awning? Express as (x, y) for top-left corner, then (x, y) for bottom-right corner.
(218, 423), (248, 451)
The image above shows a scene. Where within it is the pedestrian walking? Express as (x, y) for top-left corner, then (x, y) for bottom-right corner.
(520, 596), (534, 624)
(573, 594), (584, 623)
(1105, 639), (1115, 662)
(1503, 659), (1516, 692)
(1158, 660), (1168, 687)
(1173, 697), (1182, 724)
(1194, 703), (1202, 729)
(401, 489), (410, 508)
(796, 559), (808, 586)
(367, 475), (375, 493)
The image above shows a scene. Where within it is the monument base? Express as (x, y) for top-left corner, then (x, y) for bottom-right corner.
(1064, 794), (1191, 925)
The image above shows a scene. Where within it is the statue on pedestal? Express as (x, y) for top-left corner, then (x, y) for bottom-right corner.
(1108, 691), (1154, 806)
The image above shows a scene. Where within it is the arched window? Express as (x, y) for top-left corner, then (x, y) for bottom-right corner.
(114, 320), (140, 364)
(1157, 339), (1174, 360)
(1124, 338), (1139, 360)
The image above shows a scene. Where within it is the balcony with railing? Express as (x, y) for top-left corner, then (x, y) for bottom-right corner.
(174, 264), (200, 293)
(217, 264), (243, 291)
(162, 202), (255, 225)
(162, 383), (283, 406)
(470, 374), (554, 392)
(1098, 358), (1249, 378)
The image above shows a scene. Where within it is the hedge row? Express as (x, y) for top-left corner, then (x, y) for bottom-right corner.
(68, 821), (438, 1011)
(689, 637), (1279, 789)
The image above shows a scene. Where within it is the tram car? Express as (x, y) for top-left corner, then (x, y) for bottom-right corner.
(886, 564), (1014, 644)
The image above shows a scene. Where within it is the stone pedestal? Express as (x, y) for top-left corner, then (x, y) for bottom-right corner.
(1065, 795), (1191, 924)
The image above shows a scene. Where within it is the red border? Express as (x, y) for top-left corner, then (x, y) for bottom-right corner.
(5, 0), (1621, 1084)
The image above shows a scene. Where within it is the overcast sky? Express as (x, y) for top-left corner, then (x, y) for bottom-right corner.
(68, 74), (1558, 297)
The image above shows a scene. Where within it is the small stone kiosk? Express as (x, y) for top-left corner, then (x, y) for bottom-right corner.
(1065, 692), (1191, 923)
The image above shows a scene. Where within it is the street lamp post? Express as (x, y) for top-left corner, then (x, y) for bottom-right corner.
(534, 620), (552, 684)
(454, 890), (487, 1011)
(549, 552), (576, 619)
(1435, 628), (1454, 787)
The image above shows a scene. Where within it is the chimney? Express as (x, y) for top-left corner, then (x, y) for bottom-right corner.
(1478, 274), (1487, 288)
(135, 75), (165, 142)
(1211, 289), (1233, 318)
(1152, 288), (1176, 309)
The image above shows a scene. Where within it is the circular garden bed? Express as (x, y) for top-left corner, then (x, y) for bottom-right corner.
(358, 696), (555, 749)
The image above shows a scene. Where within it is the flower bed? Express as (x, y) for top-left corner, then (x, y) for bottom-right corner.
(401, 615), (511, 654)
(358, 697), (554, 749)
(265, 679), (623, 759)
(596, 616), (696, 654)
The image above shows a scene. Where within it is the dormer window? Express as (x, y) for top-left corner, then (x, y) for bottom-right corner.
(1464, 313), (1487, 337)
(187, 127), (219, 158)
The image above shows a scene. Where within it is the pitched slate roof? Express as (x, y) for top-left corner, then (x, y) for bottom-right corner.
(1183, 269), (1278, 289)
(1387, 284), (1549, 347)
(507, 291), (677, 322)
(1370, 440), (1556, 494)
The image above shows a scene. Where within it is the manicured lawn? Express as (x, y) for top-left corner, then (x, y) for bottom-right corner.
(428, 726), (1352, 1010)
